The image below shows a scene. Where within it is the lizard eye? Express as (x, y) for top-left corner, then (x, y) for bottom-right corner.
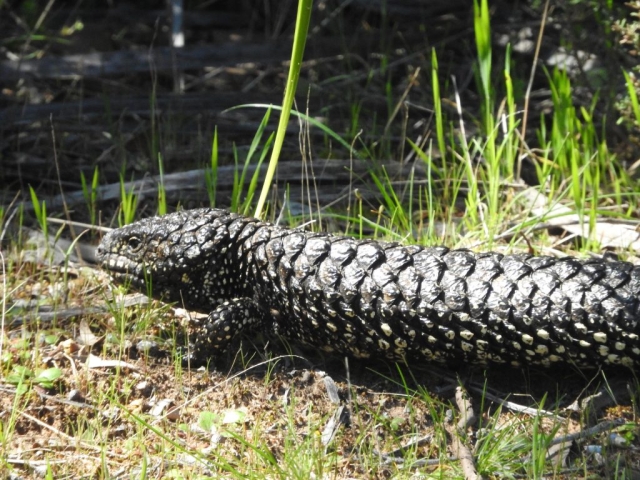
(127, 236), (142, 252)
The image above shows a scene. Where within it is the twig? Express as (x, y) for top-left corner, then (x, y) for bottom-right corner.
(518, 420), (622, 469)
(383, 66), (421, 138)
(548, 420), (621, 447)
(9, 293), (150, 327)
(380, 455), (457, 467)
(35, 388), (97, 410)
(452, 385), (481, 480)
(46, 217), (112, 233)
(382, 434), (433, 458)
(19, 410), (125, 457)
(467, 385), (565, 420)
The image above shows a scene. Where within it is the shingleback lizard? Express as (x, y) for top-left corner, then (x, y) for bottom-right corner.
(96, 208), (640, 369)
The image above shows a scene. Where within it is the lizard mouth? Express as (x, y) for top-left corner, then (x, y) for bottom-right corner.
(98, 253), (148, 289)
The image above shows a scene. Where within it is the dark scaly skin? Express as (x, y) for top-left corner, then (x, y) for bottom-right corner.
(96, 208), (640, 369)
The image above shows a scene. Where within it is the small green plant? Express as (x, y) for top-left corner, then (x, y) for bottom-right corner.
(614, 1), (640, 131)
(474, 399), (531, 477)
(198, 408), (248, 435)
(231, 104), (360, 158)
(157, 153), (167, 216)
(118, 175), (138, 226)
(369, 168), (412, 237)
(623, 70), (640, 126)
(230, 109), (275, 215)
(431, 49), (447, 173)
(205, 126), (219, 208)
(474, 0), (495, 153)
(0, 359), (33, 471)
(471, 0), (515, 239)
(80, 166), (100, 226)
(526, 399), (563, 478)
(502, 43), (518, 179)
(6, 365), (62, 395)
(28, 186), (48, 237)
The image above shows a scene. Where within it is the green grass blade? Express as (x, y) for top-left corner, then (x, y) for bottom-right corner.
(206, 126), (219, 207)
(235, 108), (271, 212)
(254, 0), (313, 218)
(244, 132), (275, 215)
(157, 153), (166, 216)
(228, 103), (360, 158)
(431, 49), (447, 170)
(623, 70), (640, 125)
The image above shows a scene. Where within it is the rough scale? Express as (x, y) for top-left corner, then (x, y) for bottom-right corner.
(96, 208), (640, 369)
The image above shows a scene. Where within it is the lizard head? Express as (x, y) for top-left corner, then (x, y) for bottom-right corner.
(97, 208), (248, 312)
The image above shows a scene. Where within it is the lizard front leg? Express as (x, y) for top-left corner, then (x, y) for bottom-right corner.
(181, 297), (268, 365)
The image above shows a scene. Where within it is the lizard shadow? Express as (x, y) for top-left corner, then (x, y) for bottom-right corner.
(187, 334), (638, 423)
(129, 325), (637, 428)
